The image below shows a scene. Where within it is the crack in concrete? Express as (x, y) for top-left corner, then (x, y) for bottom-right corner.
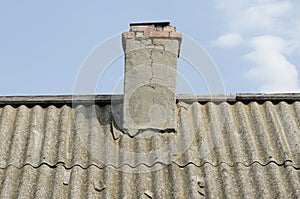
(149, 49), (155, 89)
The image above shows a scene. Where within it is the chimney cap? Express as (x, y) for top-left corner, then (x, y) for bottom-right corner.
(130, 21), (170, 27)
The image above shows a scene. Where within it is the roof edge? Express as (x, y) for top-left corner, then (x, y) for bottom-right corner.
(0, 93), (299, 106)
(236, 93), (300, 101)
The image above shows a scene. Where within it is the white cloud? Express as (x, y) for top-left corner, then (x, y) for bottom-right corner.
(213, 0), (300, 92)
(245, 35), (300, 92)
(215, 0), (292, 32)
(231, 1), (292, 31)
(213, 33), (244, 48)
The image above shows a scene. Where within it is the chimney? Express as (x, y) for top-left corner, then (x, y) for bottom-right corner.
(122, 22), (182, 132)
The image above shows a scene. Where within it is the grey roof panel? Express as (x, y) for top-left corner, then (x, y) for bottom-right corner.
(0, 101), (299, 169)
(0, 95), (299, 198)
(0, 164), (299, 198)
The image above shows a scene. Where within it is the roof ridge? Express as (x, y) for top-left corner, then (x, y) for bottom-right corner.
(0, 93), (299, 105)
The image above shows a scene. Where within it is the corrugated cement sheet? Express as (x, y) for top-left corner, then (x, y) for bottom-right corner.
(0, 98), (299, 198)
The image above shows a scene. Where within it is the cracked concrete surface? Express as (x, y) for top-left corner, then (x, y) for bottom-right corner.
(122, 48), (179, 132)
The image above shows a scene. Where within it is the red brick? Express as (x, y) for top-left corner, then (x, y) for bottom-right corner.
(146, 25), (155, 31)
(122, 32), (135, 39)
(156, 26), (163, 31)
(148, 31), (169, 38)
(163, 26), (176, 32)
(152, 38), (167, 45)
(169, 32), (182, 38)
(130, 25), (148, 32)
(143, 25), (154, 36)
(136, 31), (144, 38)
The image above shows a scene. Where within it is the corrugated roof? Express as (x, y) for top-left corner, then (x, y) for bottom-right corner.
(0, 94), (299, 198)
(1, 164), (299, 198)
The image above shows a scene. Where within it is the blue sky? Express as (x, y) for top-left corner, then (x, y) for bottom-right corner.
(1, 0), (300, 95)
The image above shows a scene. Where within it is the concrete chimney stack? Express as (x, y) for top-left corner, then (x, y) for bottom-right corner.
(122, 22), (182, 132)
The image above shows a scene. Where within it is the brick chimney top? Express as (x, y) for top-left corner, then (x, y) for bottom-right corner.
(123, 21), (182, 56)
